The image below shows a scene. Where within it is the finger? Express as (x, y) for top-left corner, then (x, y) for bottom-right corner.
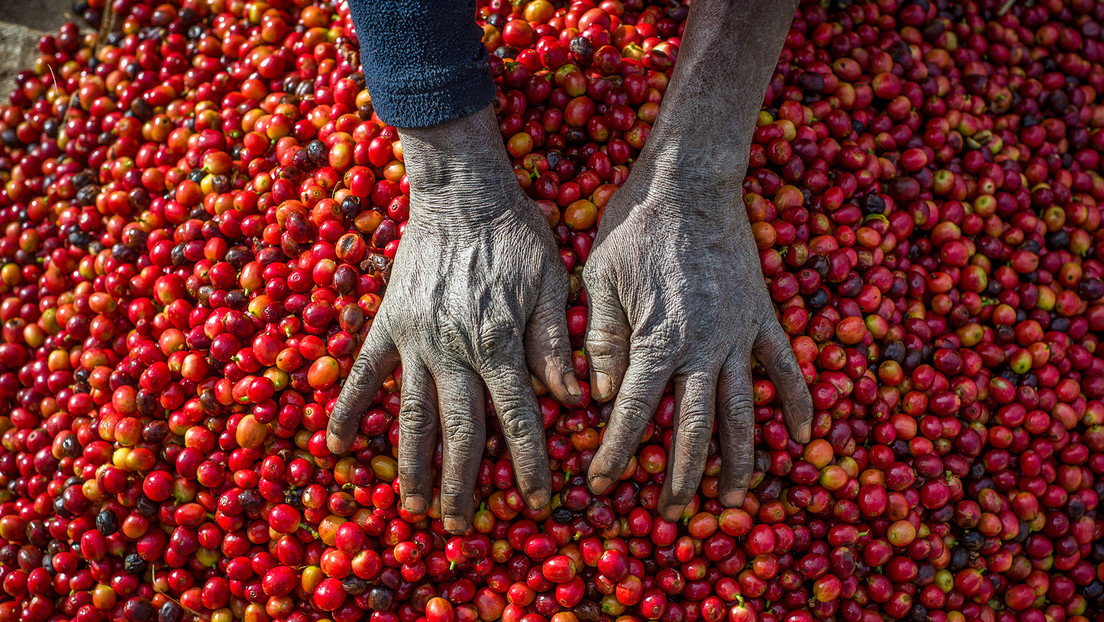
(396, 357), (438, 515)
(657, 370), (716, 521)
(587, 341), (674, 495)
(326, 317), (399, 454)
(755, 321), (813, 443)
(482, 346), (552, 510)
(716, 353), (755, 508)
(434, 365), (486, 534)
(525, 266), (582, 405)
(583, 272), (630, 402)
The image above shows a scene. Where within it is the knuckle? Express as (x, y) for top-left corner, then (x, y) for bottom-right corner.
(441, 417), (478, 450)
(775, 351), (803, 381)
(327, 404), (350, 426)
(524, 349), (556, 379)
(435, 319), (469, 357)
(677, 415), (713, 447)
(509, 448), (545, 483)
(615, 393), (654, 425)
(479, 359), (518, 387)
(398, 406), (433, 437)
(509, 444), (542, 473)
(363, 312), (389, 339)
(635, 321), (684, 357)
(586, 330), (627, 360)
(348, 353), (377, 383)
(475, 322), (520, 364)
(722, 392), (755, 422)
(585, 290), (620, 318)
(523, 322), (552, 353)
(366, 315), (394, 345)
(498, 407), (539, 442)
(400, 307), (433, 332)
(434, 357), (471, 383)
(535, 339), (571, 371)
(759, 329), (800, 373)
(732, 416), (755, 438)
(501, 433), (545, 474)
(682, 372), (717, 400)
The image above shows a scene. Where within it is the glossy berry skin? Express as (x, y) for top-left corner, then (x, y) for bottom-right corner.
(0, 2), (1102, 622)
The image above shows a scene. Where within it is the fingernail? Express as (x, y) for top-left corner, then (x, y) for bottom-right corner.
(442, 516), (468, 534)
(660, 504), (684, 522)
(404, 495), (427, 515)
(594, 372), (611, 400)
(564, 372), (582, 398)
(589, 475), (613, 494)
(723, 490), (747, 508)
(795, 423), (812, 444)
(527, 488), (550, 509)
(325, 435), (343, 454)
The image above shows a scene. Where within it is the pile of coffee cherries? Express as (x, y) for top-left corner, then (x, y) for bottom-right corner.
(0, 0), (1101, 621)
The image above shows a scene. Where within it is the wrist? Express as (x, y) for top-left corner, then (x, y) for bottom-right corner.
(398, 105), (530, 224)
(609, 157), (749, 226)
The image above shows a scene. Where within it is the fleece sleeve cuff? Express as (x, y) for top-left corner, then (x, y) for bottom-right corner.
(348, 0), (496, 129)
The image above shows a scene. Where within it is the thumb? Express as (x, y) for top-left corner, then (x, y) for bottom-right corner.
(326, 316), (399, 454)
(525, 265), (583, 405)
(755, 320), (812, 443)
(583, 271), (630, 403)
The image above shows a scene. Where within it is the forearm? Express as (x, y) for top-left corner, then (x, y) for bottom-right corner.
(631, 0), (799, 199)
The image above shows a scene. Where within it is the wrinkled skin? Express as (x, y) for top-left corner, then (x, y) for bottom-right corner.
(325, 106), (581, 534)
(583, 177), (812, 521)
(584, 0), (811, 520)
(329, 0), (811, 531)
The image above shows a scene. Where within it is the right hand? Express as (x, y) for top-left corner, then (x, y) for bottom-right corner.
(582, 176), (813, 521)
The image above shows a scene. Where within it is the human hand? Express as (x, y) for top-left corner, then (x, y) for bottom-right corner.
(325, 107), (581, 533)
(583, 179), (812, 521)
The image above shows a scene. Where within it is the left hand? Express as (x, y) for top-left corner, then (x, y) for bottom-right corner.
(324, 106), (581, 533)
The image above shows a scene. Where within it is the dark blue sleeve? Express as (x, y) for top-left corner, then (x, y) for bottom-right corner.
(348, 0), (496, 128)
